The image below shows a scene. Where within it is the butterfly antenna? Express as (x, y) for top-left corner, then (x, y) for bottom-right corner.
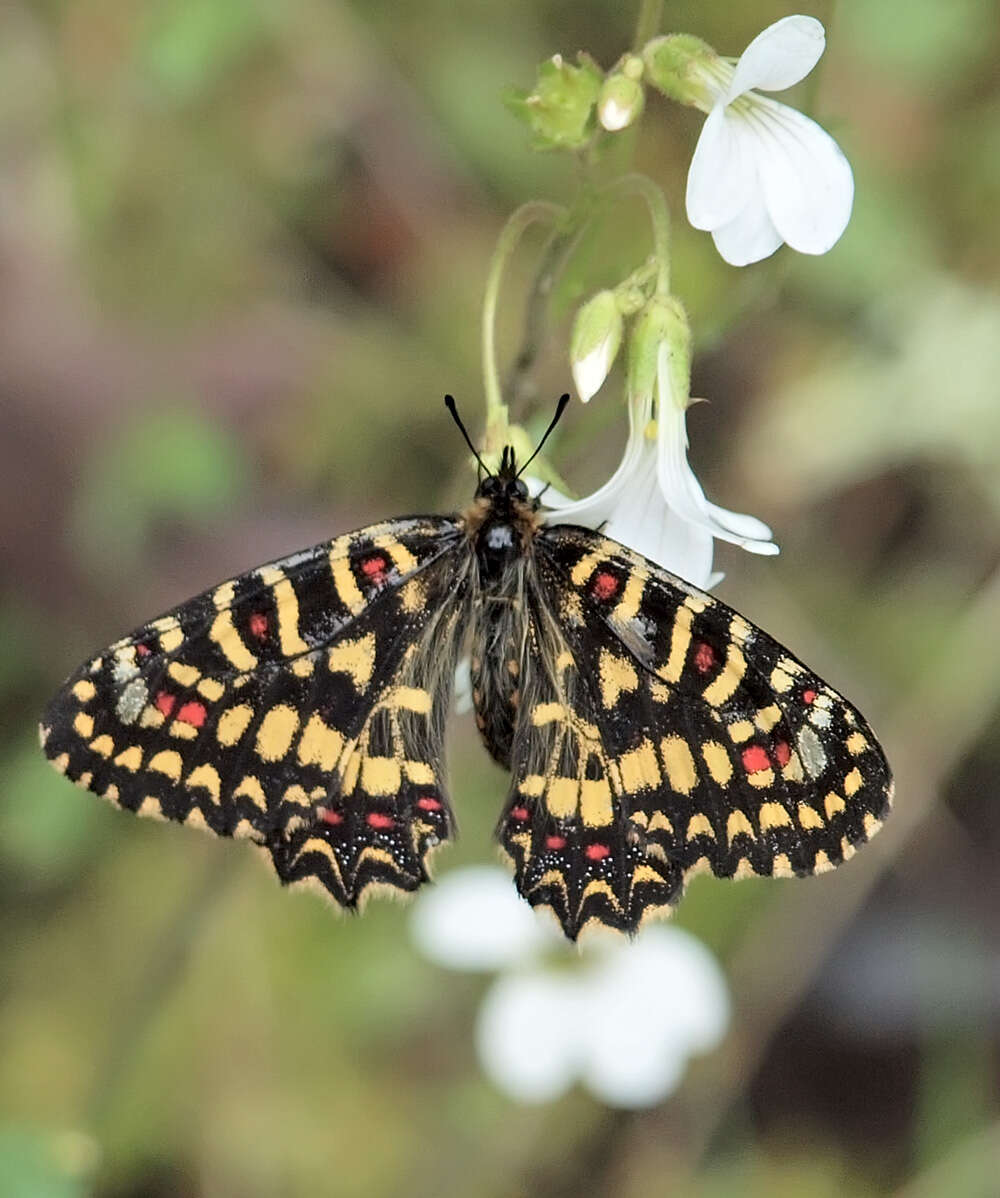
(516, 393), (570, 478)
(444, 395), (490, 475)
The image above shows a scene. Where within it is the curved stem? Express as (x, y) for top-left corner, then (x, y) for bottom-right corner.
(600, 172), (672, 294)
(633, 0), (664, 50)
(482, 200), (565, 432)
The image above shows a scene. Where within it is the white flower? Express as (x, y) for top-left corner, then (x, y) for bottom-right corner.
(411, 867), (730, 1108)
(541, 348), (777, 588)
(685, 15), (854, 267)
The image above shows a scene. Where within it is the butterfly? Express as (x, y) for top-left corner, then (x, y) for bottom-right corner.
(40, 396), (892, 940)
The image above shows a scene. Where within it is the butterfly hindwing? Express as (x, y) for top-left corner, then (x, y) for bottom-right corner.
(495, 525), (892, 938)
(40, 517), (469, 906)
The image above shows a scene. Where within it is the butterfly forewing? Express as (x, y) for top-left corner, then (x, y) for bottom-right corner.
(494, 525), (892, 938)
(40, 517), (469, 906)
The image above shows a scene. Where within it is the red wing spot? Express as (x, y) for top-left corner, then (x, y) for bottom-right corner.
(361, 555), (389, 584)
(154, 691), (176, 718)
(366, 812), (395, 830)
(741, 745), (771, 774)
(136, 642), (153, 658)
(590, 571), (620, 601)
(416, 795), (443, 812)
(772, 740), (791, 768)
(510, 806), (530, 822)
(176, 701), (207, 728)
(585, 843), (610, 861)
(693, 640), (717, 674)
(545, 834), (567, 851)
(318, 807), (343, 826)
(249, 612), (269, 639)
(803, 689), (817, 705)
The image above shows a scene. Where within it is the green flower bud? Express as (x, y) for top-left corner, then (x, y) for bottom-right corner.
(598, 72), (645, 132)
(570, 290), (624, 403)
(642, 34), (727, 113)
(627, 295), (692, 410)
(505, 53), (602, 150)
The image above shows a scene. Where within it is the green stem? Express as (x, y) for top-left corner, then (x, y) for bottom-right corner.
(633, 0), (664, 49)
(482, 200), (565, 434)
(600, 172), (671, 293)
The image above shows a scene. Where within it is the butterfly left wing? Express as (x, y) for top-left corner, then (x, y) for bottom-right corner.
(40, 517), (470, 907)
(497, 524), (892, 939)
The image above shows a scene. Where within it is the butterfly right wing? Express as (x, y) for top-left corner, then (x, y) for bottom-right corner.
(40, 517), (472, 906)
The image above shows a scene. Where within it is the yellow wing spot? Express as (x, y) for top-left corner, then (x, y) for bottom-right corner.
(360, 756), (401, 797)
(255, 705), (300, 762)
(580, 879), (623, 912)
(631, 863), (666, 887)
(844, 767), (864, 796)
(729, 615), (752, 645)
(210, 582), (258, 671)
(546, 777), (579, 819)
(73, 712), (94, 739)
(732, 858), (755, 880)
(824, 791), (846, 818)
(686, 813), (715, 842)
(114, 745), (143, 772)
(282, 785), (313, 808)
(611, 573), (644, 623)
(580, 778), (613, 827)
(392, 687), (432, 714)
(798, 803), (824, 830)
(291, 658), (315, 678)
(148, 750), (183, 781)
(295, 837), (344, 883)
(703, 643), (747, 707)
(772, 852), (794, 877)
(150, 617), (184, 653)
(759, 802), (791, 830)
(373, 533), (418, 574)
(232, 819), (259, 840)
(330, 546), (365, 614)
(399, 578), (426, 614)
(863, 813), (882, 838)
(341, 749), (361, 795)
(769, 667), (793, 693)
(531, 702), (566, 726)
(630, 811), (649, 828)
(197, 677), (225, 702)
(104, 784), (119, 801)
(139, 706), (165, 729)
(650, 680), (671, 705)
(217, 704), (253, 747)
(684, 856), (712, 881)
(168, 662), (200, 688)
(598, 648), (639, 708)
(51, 752), (70, 774)
(846, 731), (869, 755)
(327, 633), (376, 691)
(660, 735), (697, 796)
(519, 774), (546, 798)
(619, 740), (661, 793)
(72, 680), (97, 702)
(559, 590), (585, 627)
(701, 740), (733, 786)
(648, 811), (674, 834)
(812, 850), (835, 874)
(137, 796), (166, 821)
(234, 776), (268, 811)
(89, 735), (114, 758)
(727, 720), (755, 744)
(555, 650), (574, 672)
(747, 766), (775, 789)
(403, 760), (435, 785)
(658, 604), (693, 685)
(297, 714), (345, 772)
(726, 810), (755, 841)
(186, 764), (221, 803)
(258, 566), (310, 657)
(781, 749), (806, 784)
(569, 549), (604, 587)
(841, 837), (857, 861)
(754, 704), (782, 733)
(169, 722), (198, 740)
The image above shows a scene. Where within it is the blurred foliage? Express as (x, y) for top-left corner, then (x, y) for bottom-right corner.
(1, 1), (998, 1196)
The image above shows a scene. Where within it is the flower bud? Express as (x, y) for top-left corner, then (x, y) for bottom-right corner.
(506, 53), (603, 150)
(642, 35), (727, 113)
(627, 295), (691, 410)
(598, 66), (645, 132)
(570, 290), (624, 402)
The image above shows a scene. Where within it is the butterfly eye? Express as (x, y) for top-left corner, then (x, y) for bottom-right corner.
(479, 477), (500, 497)
(509, 479), (529, 501)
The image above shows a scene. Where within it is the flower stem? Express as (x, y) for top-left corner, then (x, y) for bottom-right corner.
(633, 0), (664, 50)
(600, 172), (671, 294)
(482, 200), (566, 436)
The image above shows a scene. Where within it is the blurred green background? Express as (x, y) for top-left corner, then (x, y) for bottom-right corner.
(2, 1), (998, 1194)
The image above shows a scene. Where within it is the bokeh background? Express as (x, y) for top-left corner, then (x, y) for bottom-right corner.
(2, 1), (998, 1195)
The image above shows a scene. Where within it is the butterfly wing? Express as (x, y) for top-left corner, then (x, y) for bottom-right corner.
(497, 525), (892, 939)
(40, 517), (470, 906)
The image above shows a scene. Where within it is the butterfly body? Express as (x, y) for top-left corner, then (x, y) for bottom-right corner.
(41, 449), (892, 940)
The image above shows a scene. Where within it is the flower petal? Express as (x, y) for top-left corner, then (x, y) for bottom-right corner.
(410, 866), (558, 971)
(710, 189), (784, 265)
(475, 972), (583, 1103)
(751, 97), (854, 255)
(726, 15), (825, 101)
(686, 105), (756, 232)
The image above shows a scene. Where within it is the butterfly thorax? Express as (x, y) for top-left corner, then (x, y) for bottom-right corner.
(463, 456), (541, 766)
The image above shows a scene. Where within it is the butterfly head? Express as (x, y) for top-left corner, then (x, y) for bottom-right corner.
(475, 447), (530, 505)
